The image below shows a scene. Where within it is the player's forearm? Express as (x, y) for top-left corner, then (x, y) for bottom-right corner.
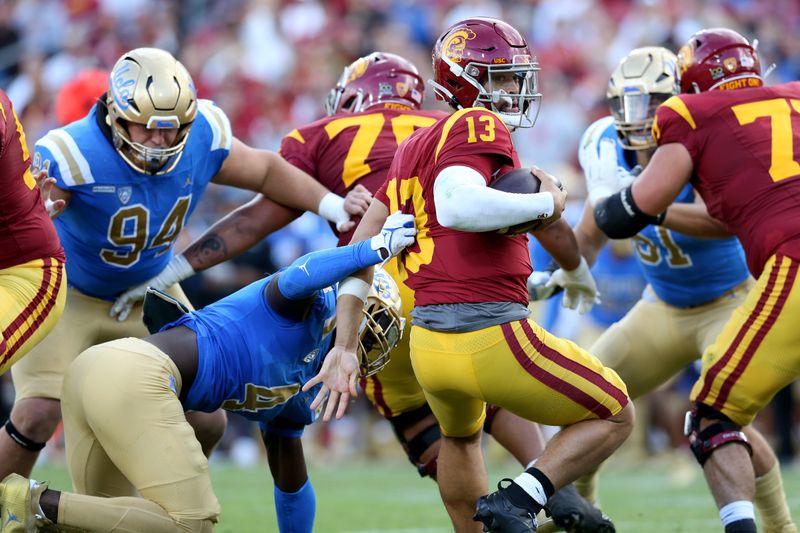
(334, 281), (372, 353)
(434, 166), (554, 232)
(572, 201), (609, 267)
(534, 218), (581, 271)
(182, 195), (300, 272)
(661, 203), (731, 239)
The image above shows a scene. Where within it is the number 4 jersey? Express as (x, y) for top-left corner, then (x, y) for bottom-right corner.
(653, 81), (800, 277)
(34, 98), (232, 299)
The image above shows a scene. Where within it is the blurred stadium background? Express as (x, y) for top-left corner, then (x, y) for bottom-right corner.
(1, 0), (799, 530)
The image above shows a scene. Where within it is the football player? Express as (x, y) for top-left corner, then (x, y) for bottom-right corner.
(539, 46), (795, 533)
(0, 48), (363, 482)
(592, 28), (800, 533)
(116, 51), (612, 531)
(0, 212), (415, 533)
(0, 89), (66, 375)
(306, 18), (634, 533)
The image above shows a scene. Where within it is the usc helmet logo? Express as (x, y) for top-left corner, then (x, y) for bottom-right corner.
(442, 28), (476, 63)
(346, 57), (370, 84)
(677, 43), (693, 76)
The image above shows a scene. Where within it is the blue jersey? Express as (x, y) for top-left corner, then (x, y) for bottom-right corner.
(175, 275), (334, 430)
(33, 99), (232, 299)
(579, 117), (749, 307)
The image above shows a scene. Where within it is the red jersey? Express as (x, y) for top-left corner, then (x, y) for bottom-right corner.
(0, 90), (64, 270)
(654, 82), (800, 277)
(280, 104), (446, 245)
(375, 107), (532, 307)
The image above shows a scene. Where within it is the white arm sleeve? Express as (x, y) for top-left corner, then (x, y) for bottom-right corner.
(433, 166), (554, 232)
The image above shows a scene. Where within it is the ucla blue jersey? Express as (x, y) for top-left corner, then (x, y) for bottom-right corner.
(174, 275), (335, 428)
(33, 99), (232, 299)
(579, 117), (749, 307)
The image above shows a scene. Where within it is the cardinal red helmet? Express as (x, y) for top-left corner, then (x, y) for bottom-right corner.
(678, 28), (762, 93)
(325, 52), (425, 115)
(430, 17), (541, 129)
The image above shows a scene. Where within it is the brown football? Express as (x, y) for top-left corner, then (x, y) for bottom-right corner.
(490, 167), (545, 235)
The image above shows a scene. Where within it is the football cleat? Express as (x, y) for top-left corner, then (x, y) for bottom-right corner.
(474, 479), (538, 533)
(544, 484), (615, 533)
(0, 474), (49, 533)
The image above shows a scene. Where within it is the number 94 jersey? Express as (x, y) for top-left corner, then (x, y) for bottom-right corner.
(33, 99), (232, 299)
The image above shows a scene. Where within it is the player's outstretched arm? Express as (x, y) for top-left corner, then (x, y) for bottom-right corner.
(212, 138), (354, 231)
(661, 196), (731, 238)
(303, 200), (395, 421)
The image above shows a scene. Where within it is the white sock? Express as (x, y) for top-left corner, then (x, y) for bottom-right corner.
(513, 472), (548, 507)
(720, 501), (755, 526)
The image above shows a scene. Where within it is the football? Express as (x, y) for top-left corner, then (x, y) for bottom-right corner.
(490, 167), (545, 235)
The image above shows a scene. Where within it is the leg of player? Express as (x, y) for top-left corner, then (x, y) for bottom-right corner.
(185, 410), (227, 457)
(437, 430), (487, 532)
(263, 429), (316, 533)
(0, 398), (61, 479)
(745, 426), (796, 533)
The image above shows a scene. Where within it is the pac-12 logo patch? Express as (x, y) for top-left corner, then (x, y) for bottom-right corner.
(117, 186), (132, 204)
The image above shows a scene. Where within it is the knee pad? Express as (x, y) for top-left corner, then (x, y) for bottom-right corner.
(684, 403), (753, 466)
(389, 405), (441, 479)
(4, 419), (47, 452)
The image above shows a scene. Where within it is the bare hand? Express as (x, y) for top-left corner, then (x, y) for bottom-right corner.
(532, 166), (566, 218)
(344, 184), (372, 217)
(303, 345), (360, 421)
(34, 170), (67, 219)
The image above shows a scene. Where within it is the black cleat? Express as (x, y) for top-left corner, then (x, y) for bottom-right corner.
(544, 484), (615, 533)
(474, 479), (538, 533)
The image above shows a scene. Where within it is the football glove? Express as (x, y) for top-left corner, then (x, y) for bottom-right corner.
(370, 211), (417, 260)
(585, 138), (635, 207)
(544, 257), (601, 315)
(109, 255), (195, 322)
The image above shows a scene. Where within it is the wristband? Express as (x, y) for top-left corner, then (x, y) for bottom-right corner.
(317, 192), (348, 227)
(338, 276), (370, 303)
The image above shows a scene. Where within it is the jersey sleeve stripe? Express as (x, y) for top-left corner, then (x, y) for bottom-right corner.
(198, 99), (232, 151)
(285, 129), (305, 144)
(434, 108), (476, 163)
(662, 96), (697, 130)
(37, 130), (95, 186)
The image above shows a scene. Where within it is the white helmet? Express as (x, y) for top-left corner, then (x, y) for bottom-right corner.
(607, 47), (678, 150)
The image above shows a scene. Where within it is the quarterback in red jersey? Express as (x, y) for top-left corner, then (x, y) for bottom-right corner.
(593, 27), (800, 533)
(0, 89), (66, 375)
(306, 18), (634, 533)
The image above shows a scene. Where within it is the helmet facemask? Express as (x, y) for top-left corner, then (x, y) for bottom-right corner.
(355, 268), (405, 377)
(608, 91), (672, 150)
(110, 116), (193, 175)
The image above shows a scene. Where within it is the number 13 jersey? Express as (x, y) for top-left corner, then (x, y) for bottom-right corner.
(33, 98), (232, 299)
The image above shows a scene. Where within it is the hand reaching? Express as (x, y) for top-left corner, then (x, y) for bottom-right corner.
(34, 169), (67, 219)
(337, 185), (374, 233)
(544, 257), (601, 314)
(585, 138), (633, 207)
(109, 255), (195, 321)
(303, 345), (360, 421)
(370, 211), (417, 260)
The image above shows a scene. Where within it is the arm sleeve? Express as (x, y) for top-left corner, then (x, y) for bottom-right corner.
(32, 143), (65, 188)
(276, 239), (382, 300)
(434, 165), (554, 232)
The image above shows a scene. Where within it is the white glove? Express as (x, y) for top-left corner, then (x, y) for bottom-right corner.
(585, 138), (634, 206)
(109, 255), (195, 322)
(544, 257), (600, 314)
(370, 211), (417, 259)
(527, 270), (556, 301)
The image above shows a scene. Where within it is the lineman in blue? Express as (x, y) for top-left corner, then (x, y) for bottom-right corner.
(0, 47), (360, 486)
(535, 46), (796, 531)
(0, 212), (416, 533)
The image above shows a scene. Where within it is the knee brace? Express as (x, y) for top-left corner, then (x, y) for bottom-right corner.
(684, 403), (752, 466)
(4, 419), (47, 452)
(389, 405), (441, 479)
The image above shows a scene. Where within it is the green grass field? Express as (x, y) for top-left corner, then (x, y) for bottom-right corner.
(31, 455), (800, 532)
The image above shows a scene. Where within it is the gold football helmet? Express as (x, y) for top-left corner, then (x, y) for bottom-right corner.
(357, 267), (405, 377)
(607, 47), (678, 150)
(106, 48), (197, 175)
